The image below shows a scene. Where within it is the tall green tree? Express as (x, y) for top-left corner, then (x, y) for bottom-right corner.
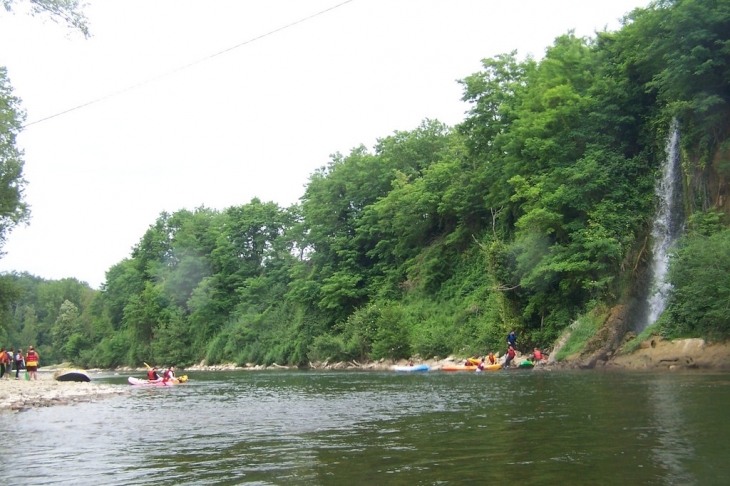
(2, 0), (90, 37)
(665, 228), (730, 337)
(52, 299), (79, 360)
(0, 68), (30, 254)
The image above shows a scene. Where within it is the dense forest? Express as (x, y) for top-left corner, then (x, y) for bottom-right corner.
(1, 0), (729, 367)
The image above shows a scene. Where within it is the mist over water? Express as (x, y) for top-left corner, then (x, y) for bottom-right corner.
(639, 122), (685, 332)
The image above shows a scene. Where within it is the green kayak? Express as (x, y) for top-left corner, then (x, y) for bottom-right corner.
(518, 360), (535, 368)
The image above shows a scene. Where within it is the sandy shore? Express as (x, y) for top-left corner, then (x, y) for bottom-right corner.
(0, 371), (128, 413)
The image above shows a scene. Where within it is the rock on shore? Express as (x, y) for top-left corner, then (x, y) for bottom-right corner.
(0, 372), (127, 413)
(607, 337), (730, 370)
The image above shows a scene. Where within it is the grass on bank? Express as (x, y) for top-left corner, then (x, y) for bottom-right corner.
(554, 312), (603, 361)
(619, 323), (660, 355)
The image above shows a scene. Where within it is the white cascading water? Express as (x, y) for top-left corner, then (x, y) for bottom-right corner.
(640, 122), (684, 331)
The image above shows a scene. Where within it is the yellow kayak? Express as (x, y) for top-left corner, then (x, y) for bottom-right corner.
(442, 365), (478, 371)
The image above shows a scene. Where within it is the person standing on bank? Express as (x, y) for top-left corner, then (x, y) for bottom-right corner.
(14, 348), (24, 379)
(0, 349), (7, 380)
(25, 346), (39, 380)
(507, 330), (517, 350)
(504, 345), (516, 369)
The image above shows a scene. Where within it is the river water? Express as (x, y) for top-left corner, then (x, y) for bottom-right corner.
(2, 370), (729, 485)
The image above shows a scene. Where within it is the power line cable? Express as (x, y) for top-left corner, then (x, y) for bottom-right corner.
(22, 0), (355, 128)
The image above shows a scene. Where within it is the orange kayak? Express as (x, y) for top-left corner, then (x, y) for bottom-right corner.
(476, 363), (502, 371)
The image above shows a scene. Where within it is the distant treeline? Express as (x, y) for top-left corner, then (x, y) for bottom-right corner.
(1, 0), (729, 367)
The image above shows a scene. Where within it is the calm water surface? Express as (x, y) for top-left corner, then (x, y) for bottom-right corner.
(2, 370), (729, 485)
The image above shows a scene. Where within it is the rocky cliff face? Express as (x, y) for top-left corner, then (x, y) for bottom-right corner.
(706, 146), (730, 215)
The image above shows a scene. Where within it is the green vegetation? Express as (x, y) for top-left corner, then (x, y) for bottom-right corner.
(554, 312), (604, 361)
(621, 324), (661, 355)
(662, 223), (730, 340)
(2, 0), (730, 367)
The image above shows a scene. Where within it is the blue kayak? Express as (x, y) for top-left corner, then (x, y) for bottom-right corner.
(393, 364), (430, 372)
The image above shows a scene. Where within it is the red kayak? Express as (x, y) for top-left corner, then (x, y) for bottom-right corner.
(128, 376), (175, 386)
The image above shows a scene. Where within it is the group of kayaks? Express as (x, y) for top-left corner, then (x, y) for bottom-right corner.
(393, 359), (536, 372)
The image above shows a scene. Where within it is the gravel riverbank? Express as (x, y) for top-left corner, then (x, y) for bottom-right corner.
(0, 371), (128, 413)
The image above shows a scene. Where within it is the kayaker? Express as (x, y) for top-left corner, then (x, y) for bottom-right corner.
(504, 346), (516, 369)
(148, 367), (160, 381)
(477, 357), (485, 371)
(162, 366), (175, 383)
(487, 352), (497, 365)
(532, 348), (543, 362)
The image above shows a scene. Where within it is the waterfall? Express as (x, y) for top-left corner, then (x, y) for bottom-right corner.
(638, 122), (685, 331)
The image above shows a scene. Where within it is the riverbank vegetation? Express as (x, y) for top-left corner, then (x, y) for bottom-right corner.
(1, 0), (729, 367)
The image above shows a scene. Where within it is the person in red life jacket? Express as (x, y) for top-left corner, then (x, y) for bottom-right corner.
(532, 348), (543, 362)
(25, 346), (39, 380)
(487, 352), (497, 365)
(477, 357), (486, 371)
(0, 349), (8, 380)
(148, 367), (160, 381)
(162, 366), (175, 383)
(504, 346), (516, 369)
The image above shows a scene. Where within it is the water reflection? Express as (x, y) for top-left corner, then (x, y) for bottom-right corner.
(649, 378), (696, 485)
(0, 371), (728, 485)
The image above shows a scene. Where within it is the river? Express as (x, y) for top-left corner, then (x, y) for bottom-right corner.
(1, 370), (728, 485)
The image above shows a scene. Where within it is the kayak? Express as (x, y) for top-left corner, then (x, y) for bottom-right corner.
(475, 363), (502, 372)
(54, 369), (91, 382)
(441, 365), (478, 372)
(518, 361), (535, 369)
(128, 377), (175, 386)
(393, 364), (429, 372)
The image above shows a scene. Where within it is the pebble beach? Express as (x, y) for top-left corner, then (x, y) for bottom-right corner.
(0, 371), (127, 412)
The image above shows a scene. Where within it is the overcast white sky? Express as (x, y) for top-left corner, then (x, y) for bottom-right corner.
(0, 0), (649, 289)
